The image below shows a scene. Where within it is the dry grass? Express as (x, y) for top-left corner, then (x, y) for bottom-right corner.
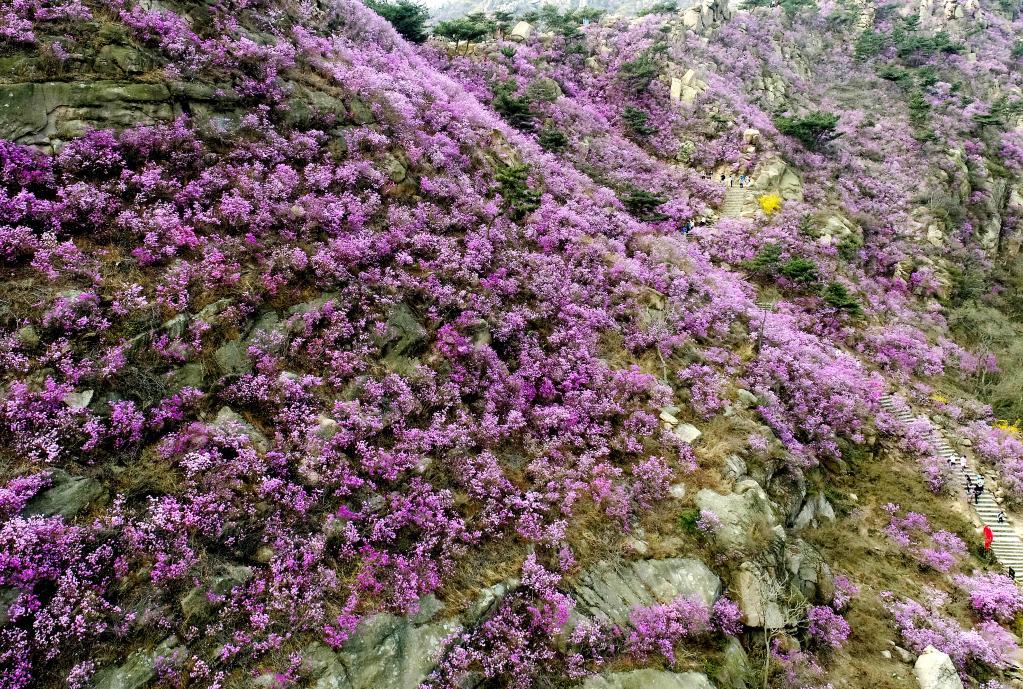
(803, 443), (995, 688)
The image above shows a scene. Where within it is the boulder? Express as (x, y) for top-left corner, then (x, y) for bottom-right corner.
(750, 158), (803, 201)
(213, 406), (270, 452)
(913, 646), (963, 689)
(509, 21), (533, 41)
(723, 455), (748, 482)
(582, 670), (715, 689)
(742, 128), (761, 146)
(63, 389), (94, 409)
(784, 539), (834, 604)
(375, 303), (427, 374)
(793, 492), (836, 530)
(572, 558), (721, 626)
(16, 325), (39, 349)
(766, 468), (807, 525)
(1, 81), (175, 152)
(92, 637), (186, 689)
(673, 423), (702, 444)
(714, 637), (750, 689)
(302, 603), (460, 689)
(181, 564), (253, 621)
(695, 481), (780, 552)
(670, 77), (683, 102)
(735, 388), (759, 408)
(214, 339), (252, 375)
(23, 470), (103, 518)
(734, 562), (786, 629)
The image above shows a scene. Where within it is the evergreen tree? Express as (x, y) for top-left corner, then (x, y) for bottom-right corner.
(365, 0), (430, 44)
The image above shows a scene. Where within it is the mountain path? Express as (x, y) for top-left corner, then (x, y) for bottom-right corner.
(881, 394), (1023, 582)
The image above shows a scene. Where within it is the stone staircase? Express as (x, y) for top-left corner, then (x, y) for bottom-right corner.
(881, 395), (1023, 581)
(720, 188), (747, 217)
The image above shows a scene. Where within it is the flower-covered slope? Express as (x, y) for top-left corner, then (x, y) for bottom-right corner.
(2, 0), (1023, 687)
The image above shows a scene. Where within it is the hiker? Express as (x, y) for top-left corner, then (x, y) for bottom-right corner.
(966, 474), (974, 491)
(974, 483), (983, 505)
(1009, 566), (1016, 579)
(997, 510), (1006, 523)
(720, 173), (726, 183)
(984, 524), (994, 550)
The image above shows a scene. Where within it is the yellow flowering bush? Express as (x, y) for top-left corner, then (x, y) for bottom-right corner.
(758, 193), (783, 215)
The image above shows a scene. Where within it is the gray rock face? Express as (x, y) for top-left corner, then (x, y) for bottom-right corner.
(572, 557), (720, 626)
(92, 637), (186, 689)
(180, 564), (253, 621)
(793, 492), (836, 530)
(714, 637), (750, 689)
(734, 562), (785, 629)
(375, 303), (427, 373)
(766, 467), (807, 526)
(695, 480), (781, 552)
(301, 602), (460, 689)
(24, 469), (103, 518)
(212, 406), (270, 451)
(784, 539), (834, 604)
(723, 454), (748, 482)
(913, 646), (963, 689)
(582, 669), (716, 689)
(1, 81), (174, 150)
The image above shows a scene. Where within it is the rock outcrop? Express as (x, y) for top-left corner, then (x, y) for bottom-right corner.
(913, 646), (964, 689)
(582, 669), (717, 689)
(572, 557), (721, 625)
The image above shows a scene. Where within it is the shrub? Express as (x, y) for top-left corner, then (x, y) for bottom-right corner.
(908, 90), (931, 129)
(618, 50), (661, 95)
(821, 282), (862, 315)
(954, 571), (1023, 623)
(493, 80), (537, 131)
(621, 187), (668, 221)
(883, 589), (1018, 671)
(774, 112), (841, 151)
(538, 126), (569, 153)
(638, 0), (679, 15)
(744, 243), (782, 274)
(779, 257), (819, 284)
(434, 13), (495, 43)
(495, 163), (542, 220)
(854, 30), (886, 60)
(364, 0), (430, 43)
(757, 193), (783, 215)
(622, 107), (657, 137)
(806, 606), (850, 649)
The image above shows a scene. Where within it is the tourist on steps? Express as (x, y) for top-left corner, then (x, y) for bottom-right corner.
(997, 510), (1006, 523)
(983, 524), (994, 550)
(1009, 566), (1016, 580)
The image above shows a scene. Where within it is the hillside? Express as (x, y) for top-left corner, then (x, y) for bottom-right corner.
(2, 0), (1023, 688)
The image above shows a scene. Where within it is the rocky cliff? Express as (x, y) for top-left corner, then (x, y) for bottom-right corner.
(3, 0), (1023, 688)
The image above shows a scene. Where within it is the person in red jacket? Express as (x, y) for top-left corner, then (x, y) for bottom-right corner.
(983, 524), (994, 551)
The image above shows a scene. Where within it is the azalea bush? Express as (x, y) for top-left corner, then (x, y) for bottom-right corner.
(883, 504), (967, 573)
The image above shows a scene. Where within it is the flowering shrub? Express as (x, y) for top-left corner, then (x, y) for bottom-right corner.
(758, 193), (783, 215)
(962, 422), (1023, 502)
(883, 504), (967, 573)
(882, 589), (1018, 672)
(745, 319), (883, 464)
(625, 595), (712, 663)
(954, 571), (1023, 623)
(806, 606), (850, 649)
(1, 0), (1022, 684)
